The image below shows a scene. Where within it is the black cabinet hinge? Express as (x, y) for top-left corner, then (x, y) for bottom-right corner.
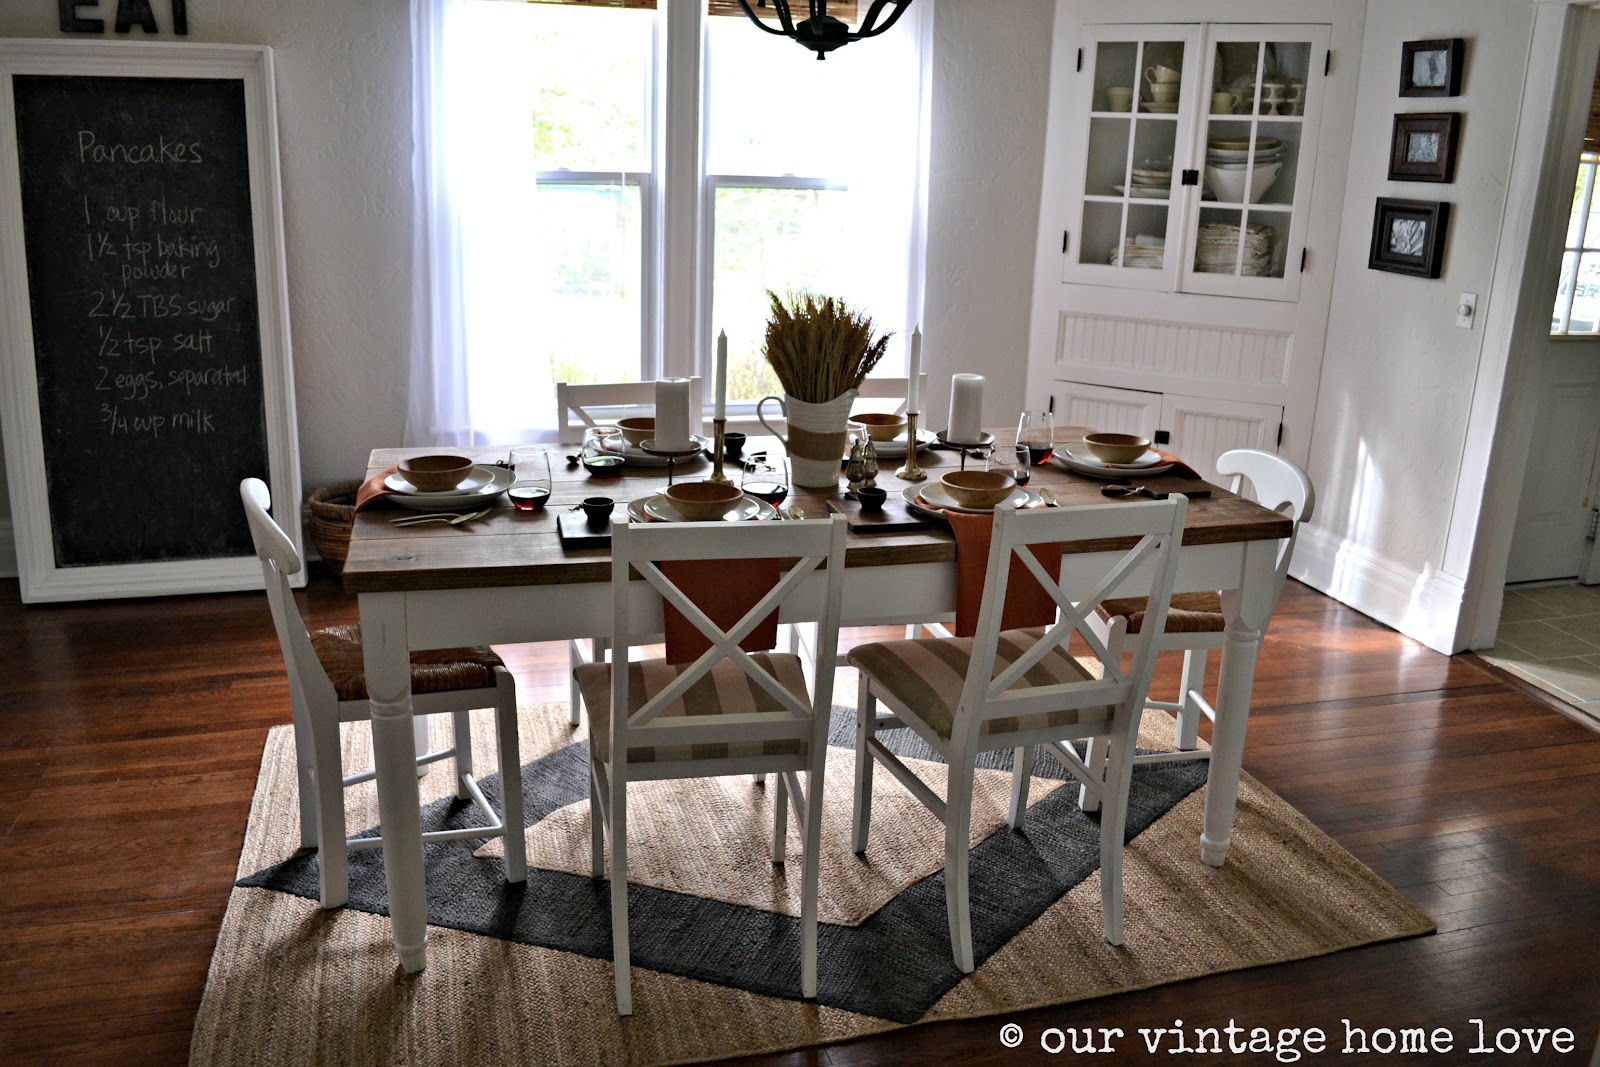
(1077, 48), (1083, 72)
(1153, 429), (1171, 446)
(1324, 50), (1331, 75)
(1181, 169), (1199, 186)
(1276, 422), (1284, 447)
(1062, 230), (1070, 254)
(1300, 248), (1307, 272)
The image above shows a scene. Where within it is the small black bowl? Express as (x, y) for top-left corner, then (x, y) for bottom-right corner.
(581, 496), (615, 529)
(856, 486), (887, 512)
(723, 431), (747, 461)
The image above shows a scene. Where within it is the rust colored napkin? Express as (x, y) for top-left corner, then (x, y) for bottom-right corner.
(659, 558), (781, 665)
(941, 507), (1064, 638)
(1155, 450), (1202, 480)
(354, 467), (400, 511)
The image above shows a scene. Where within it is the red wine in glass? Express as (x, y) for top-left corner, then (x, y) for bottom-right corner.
(1025, 444), (1054, 466)
(509, 486), (550, 510)
(742, 481), (788, 507)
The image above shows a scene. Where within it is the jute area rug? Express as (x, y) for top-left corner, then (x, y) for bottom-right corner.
(191, 682), (1433, 1067)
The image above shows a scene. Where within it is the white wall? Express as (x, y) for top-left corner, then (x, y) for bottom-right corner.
(0, 0), (1054, 576)
(1292, 0), (1538, 652)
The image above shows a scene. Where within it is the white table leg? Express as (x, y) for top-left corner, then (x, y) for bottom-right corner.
(360, 591), (429, 972)
(1200, 538), (1277, 868)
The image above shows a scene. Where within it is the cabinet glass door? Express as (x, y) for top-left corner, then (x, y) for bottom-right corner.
(1068, 26), (1201, 290)
(1181, 24), (1330, 301)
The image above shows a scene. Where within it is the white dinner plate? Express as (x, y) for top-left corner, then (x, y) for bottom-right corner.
(860, 428), (937, 459)
(610, 435), (712, 467)
(902, 484), (1042, 515)
(632, 493), (777, 523)
(1052, 445), (1175, 480)
(386, 465), (512, 509)
(1063, 442), (1165, 469)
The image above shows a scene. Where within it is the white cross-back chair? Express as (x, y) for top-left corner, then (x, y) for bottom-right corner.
(1078, 449), (1314, 795)
(846, 496), (1188, 972)
(574, 514), (848, 1015)
(849, 373), (928, 416)
(558, 378), (704, 726)
(239, 478), (526, 908)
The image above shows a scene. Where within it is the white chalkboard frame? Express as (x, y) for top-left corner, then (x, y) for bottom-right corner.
(0, 39), (302, 602)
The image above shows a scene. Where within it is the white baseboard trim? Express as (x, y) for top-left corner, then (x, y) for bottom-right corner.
(1292, 524), (1468, 655)
(0, 517), (14, 579)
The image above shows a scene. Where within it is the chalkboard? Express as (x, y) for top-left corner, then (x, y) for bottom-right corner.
(0, 41), (300, 602)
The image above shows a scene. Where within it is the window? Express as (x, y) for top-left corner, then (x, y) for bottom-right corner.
(1552, 152), (1600, 335)
(414, 0), (931, 444)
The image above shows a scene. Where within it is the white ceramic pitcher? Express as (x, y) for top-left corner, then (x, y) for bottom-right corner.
(755, 389), (857, 488)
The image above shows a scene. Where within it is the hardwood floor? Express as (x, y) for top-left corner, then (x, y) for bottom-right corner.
(1, 573), (1597, 1065)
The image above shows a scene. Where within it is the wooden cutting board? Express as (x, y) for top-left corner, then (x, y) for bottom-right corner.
(825, 494), (932, 533)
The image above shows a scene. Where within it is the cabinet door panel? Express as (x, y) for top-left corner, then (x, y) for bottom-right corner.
(1159, 393), (1282, 485)
(1053, 381), (1162, 438)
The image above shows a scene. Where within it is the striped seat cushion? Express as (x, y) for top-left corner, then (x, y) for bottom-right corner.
(575, 653), (812, 764)
(1096, 591), (1226, 635)
(310, 623), (504, 703)
(847, 629), (1110, 742)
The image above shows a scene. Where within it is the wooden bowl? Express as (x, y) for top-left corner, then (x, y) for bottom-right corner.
(617, 417), (654, 447)
(941, 470), (1015, 509)
(1083, 432), (1151, 465)
(398, 454), (474, 492)
(851, 412), (909, 442)
(665, 480), (743, 521)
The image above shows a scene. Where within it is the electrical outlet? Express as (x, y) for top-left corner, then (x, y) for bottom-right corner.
(1456, 292), (1478, 329)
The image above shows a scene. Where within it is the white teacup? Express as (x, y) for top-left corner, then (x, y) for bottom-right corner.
(1149, 82), (1180, 103)
(1105, 86), (1134, 112)
(1145, 64), (1181, 85)
(1211, 91), (1235, 114)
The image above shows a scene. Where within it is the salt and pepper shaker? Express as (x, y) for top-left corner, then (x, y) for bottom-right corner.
(861, 437), (879, 488)
(846, 437), (865, 494)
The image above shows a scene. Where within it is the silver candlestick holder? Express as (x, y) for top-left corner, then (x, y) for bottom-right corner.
(895, 411), (927, 481)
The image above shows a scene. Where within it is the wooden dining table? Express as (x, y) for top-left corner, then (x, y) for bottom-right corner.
(342, 433), (1291, 973)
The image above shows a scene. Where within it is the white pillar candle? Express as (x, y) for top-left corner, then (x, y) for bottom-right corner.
(714, 331), (728, 421)
(948, 373), (984, 444)
(906, 326), (921, 413)
(655, 377), (692, 450)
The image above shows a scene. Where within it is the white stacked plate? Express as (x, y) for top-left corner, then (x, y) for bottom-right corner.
(384, 465), (513, 510)
(865, 428), (937, 459)
(1193, 220), (1276, 275)
(901, 484), (1043, 515)
(610, 435), (712, 467)
(627, 493), (777, 523)
(1051, 443), (1176, 480)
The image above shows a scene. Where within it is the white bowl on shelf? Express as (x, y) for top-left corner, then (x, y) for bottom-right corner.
(1205, 161), (1282, 204)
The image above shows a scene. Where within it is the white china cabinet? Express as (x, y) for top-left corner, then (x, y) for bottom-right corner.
(1027, 2), (1363, 484)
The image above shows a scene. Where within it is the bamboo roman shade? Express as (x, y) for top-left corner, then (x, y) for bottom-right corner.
(525, 0), (858, 22)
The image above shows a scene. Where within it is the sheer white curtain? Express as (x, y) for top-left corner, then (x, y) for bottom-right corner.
(409, 0), (560, 446)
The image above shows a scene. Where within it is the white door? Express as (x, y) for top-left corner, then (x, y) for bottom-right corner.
(1506, 336), (1600, 583)
(1053, 380), (1161, 438)
(1159, 392), (1282, 485)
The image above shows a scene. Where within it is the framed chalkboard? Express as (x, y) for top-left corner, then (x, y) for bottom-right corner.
(0, 40), (301, 602)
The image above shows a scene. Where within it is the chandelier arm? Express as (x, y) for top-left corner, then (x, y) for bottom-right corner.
(852, 0), (913, 39)
(734, 0), (796, 36)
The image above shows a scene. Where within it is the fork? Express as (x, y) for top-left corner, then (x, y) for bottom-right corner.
(390, 507), (492, 527)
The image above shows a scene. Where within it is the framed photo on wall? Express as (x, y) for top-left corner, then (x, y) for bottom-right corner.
(1387, 112), (1461, 182)
(1369, 198), (1450, 278)
(1399, 38), (1464, 97)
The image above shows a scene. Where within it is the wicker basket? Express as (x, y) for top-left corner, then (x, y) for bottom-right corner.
(306, 480), (362, 574)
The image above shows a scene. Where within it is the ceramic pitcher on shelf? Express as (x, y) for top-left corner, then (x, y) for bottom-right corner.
(756, 389), (858, 488)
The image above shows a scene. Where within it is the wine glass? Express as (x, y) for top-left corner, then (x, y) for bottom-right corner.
(508, 446), (552, 510)
(741, 454), (790, 508)
(581, 426), (625, 477)
(990, 444), (1032, 487)
(1017, 410), (1056, 466)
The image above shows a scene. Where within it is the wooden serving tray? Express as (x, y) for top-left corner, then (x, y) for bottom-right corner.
(825, 494), (932, 533)
(557, 510), (612, 548)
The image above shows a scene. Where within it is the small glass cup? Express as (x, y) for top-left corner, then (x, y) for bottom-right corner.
(1017, 410), (1056, 467)
(581, 426), (626, 477)
(508, 446), (552, 510)
(741, 454), (790, 508)
(990, 443), (1032, 487)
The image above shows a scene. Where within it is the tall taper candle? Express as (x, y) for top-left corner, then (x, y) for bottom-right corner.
(907, 326), (921, 412)
(655, 377), (692, 450)
(714, 331), (728, 421)
(948, 373), (984, 443)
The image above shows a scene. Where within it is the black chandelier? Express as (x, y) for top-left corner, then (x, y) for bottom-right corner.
(734, 1), (913, 61)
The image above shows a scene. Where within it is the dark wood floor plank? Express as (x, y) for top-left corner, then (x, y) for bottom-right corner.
(1, 575), (1598, 1064)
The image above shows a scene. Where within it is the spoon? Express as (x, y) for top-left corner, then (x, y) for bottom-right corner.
(391, 507), (492, 526)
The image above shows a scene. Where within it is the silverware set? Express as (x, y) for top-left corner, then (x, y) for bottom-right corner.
(390, 507), (493, 527)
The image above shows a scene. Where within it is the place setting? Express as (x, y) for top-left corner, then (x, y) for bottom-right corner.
(353, 452), (512, 521)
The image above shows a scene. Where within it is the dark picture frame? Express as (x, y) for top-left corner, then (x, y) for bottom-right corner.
(1369, 198), (1450, 278)
(1387, 112), (1460, 182)
(1399, 38), (1464, 97)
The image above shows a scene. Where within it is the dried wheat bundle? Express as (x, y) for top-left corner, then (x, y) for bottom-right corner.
(761, 290), (891, 404)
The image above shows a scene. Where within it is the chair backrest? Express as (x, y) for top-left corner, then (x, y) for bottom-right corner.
(851, 374), (929, 416)
(954, 497), (1188, 749)
(1215, 448), (1315, 586)
(240, 478), (331, 706)
(607, 515), (848, 761)
(556, 378), (704, 441)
